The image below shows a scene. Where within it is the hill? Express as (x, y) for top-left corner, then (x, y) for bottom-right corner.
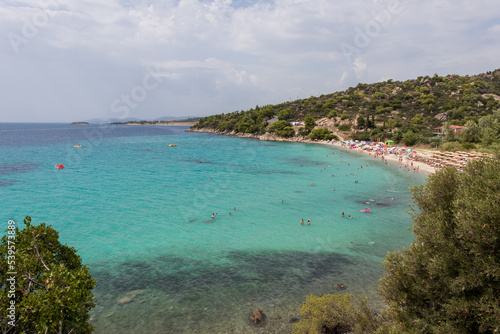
(190, 69), (500, 150)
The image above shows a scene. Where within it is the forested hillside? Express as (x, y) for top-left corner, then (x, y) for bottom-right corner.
(191, 69), (500, 151)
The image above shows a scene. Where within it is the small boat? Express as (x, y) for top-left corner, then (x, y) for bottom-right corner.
(55, 164), (65, 169)
(169, 144), (176, 147)
(74, 145), (82, 148)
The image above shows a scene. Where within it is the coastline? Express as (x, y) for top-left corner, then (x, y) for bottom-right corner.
(187, 127), (438, 175)
(110, 122), (197, 126)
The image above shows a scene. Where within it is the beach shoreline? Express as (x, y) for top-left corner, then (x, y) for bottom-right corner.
(187, 128), (439, 175)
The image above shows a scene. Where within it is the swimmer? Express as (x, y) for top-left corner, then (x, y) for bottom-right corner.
(234, 206), (236, 210)
(333, 188), (336, 191)
(342, 212), (345, 217)
(211, 213), (216, 219)
(307, 219), (310, 225)
(301, 219), (304, 225)
(282, 200), (284, 204)
(229, 212), (231, 215)
(349, 215), (353, 219)
(351, 241), (364, 245)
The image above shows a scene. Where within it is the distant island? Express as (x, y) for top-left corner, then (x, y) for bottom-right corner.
(109, 118), (199, 126)
(70, 122), (89, 125)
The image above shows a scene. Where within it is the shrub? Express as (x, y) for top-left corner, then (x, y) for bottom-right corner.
(292, 294), (355, 334)
(328, 110), (338, 119)
(379, 159), (500, 333)
(338, 124), (351, 131)
(293, 294), (383, 334)
(441, 141), (463, 152)
(309, 128), (337, 141)
(402, 130), (420, 146)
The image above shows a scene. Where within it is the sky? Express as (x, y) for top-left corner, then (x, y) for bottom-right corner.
(1, 0), (499, 123)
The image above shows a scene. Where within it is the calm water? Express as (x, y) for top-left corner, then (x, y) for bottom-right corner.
(1, 123), (426, 333)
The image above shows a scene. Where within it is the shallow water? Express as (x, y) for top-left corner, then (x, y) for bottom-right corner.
(0, 124), (426, 333)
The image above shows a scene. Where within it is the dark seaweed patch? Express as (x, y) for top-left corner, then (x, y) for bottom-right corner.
(0, 180), (16, 187)
(0, 162), (41, 175)
(91, 250), (353, 298)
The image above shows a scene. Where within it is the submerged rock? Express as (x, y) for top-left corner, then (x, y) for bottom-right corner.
(334, 283), (346, 290)
(117, 297), (133, 306)
(249, 308), (264, 325)
(126, 289), (147, 298)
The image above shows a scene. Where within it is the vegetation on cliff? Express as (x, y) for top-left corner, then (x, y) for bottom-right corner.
(192, 70), (500, 151)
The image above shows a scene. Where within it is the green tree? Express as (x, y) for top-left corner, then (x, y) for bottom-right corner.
(356, 116), (366, 129)
(460, 120), (481, 143)
(309, 128), (336, 141)
(379, 159), (500, 333)
(278, 108), (293, 121)
(268, 120), (295, 137)
(402, 130), (420, 146)
(304, 114), (316, 133)
(328, 110), (338, 119)
(0, 216), (96, 333)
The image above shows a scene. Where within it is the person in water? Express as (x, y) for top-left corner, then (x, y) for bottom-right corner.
(342, 212), (345, 217)
(211, 213), (215, 218)
(307, 219), (310, 225)
(301, 219), (304, 225)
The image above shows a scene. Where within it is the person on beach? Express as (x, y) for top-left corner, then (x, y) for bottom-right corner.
(301, 219), (304, 225)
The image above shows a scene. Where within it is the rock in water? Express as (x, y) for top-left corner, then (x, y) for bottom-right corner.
(249, 309), (263, 325)
(335, 283), (346, 290)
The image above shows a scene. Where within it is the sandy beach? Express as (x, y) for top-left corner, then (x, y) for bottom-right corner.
(188, 127), (494, 175)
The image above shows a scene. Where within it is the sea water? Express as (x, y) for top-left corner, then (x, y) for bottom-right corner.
(0, 123), (426, 333)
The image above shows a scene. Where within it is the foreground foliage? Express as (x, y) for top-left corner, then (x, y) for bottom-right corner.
(379, 159), (500, 333)
(293, 294), (383, 334)
(0, 216), (96, 333)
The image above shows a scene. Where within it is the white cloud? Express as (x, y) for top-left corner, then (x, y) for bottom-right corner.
(0, 0), (499, 122)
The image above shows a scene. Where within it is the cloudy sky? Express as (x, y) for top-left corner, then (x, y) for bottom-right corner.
(1, 0), (499, 122)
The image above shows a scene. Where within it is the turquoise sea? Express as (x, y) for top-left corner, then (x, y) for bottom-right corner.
(1, 123), (426, 333)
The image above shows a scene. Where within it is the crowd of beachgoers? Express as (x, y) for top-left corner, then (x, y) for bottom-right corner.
(336, 140), (493, 174)
(189, 128), (493, 175)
